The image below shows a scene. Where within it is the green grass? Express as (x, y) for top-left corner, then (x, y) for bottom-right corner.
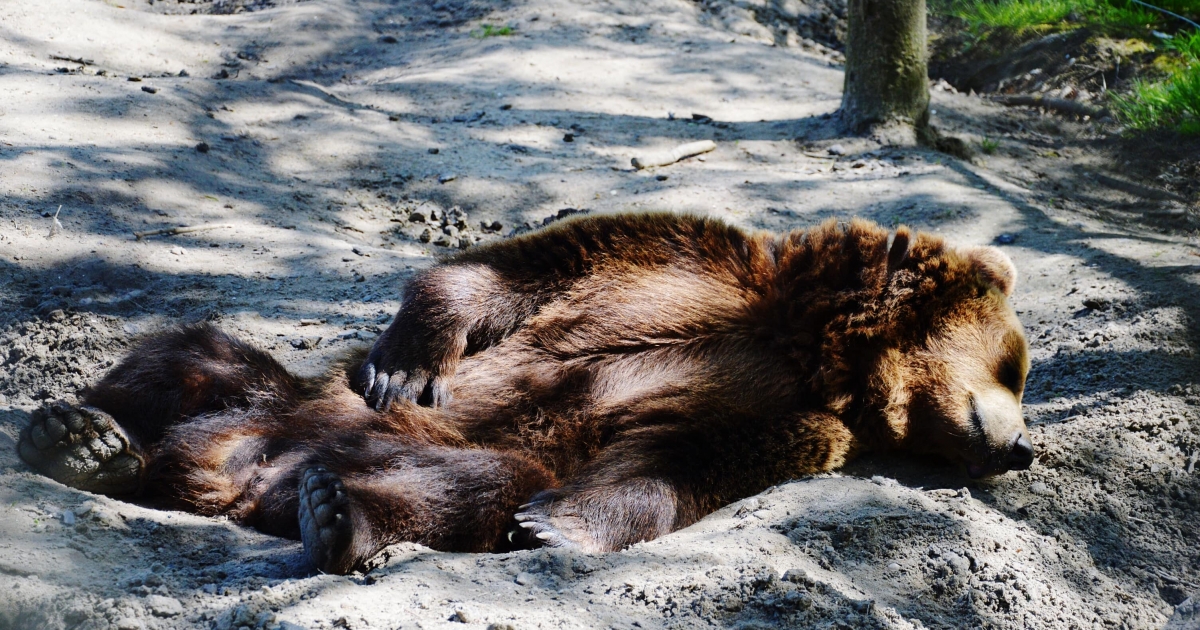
(980, 137), (1001, 153)
(944, 0), (1185, 35)
(1111, 61), (1200, 133)
(472, 24), (514, 38)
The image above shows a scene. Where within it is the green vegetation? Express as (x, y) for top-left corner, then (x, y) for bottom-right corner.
(473, 24), (514, 38)
(1111, 61), (1200, 132)
(943, 0), (1195, 36)
(980, 137), (1001, 153)
(932, 0), (1200, 133)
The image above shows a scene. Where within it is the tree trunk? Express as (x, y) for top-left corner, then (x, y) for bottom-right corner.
(840, 0), (930, 137)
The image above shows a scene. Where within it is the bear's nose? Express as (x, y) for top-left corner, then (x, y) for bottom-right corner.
(1007, 433), (1034, 470)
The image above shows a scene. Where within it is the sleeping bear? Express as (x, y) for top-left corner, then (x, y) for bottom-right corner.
(17, 212), (1033, 575)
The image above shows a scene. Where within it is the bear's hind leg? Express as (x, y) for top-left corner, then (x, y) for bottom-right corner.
(18, 400), (144, 495)
(283, 441), (557, 574)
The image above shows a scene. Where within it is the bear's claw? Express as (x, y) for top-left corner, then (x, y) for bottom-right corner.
(18, 400), (143, 495)
(509, 494), (583, 550)
(299, 467), (355, 574)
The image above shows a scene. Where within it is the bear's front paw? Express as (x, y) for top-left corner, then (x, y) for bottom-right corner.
(509, 492), (592, 551)
(357, 339), (454, 412)
(298, 468), (355, 574)
(18, 400), (142, 495)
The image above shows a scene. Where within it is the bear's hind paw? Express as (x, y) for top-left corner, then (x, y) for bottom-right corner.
(18, 401), (143, 495)
(510, 495), (585, 551)
(298, 467), (355, 575)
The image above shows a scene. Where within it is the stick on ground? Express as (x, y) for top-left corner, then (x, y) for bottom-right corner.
(133, 223), (234, 241)
(991, 94), (1109, 119)
(631, 140), (717, 170)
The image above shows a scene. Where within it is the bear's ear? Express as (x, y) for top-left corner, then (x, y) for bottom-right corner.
(887, 227), (911, 272)
(961, 246), (1018, 296)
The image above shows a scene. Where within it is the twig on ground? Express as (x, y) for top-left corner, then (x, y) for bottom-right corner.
(46, 205), (63, 239)
(133, 223), (233, 241)
(991, 94), (1109, 119)
(50, 54), (94, 65)
(631, 140), (717, 170)
(288, 80), (399, 120)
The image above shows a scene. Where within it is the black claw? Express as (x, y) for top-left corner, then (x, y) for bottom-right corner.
(359, 363), (377, 397)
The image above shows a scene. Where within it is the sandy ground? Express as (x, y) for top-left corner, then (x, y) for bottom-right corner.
(1, 0), (1199, 628)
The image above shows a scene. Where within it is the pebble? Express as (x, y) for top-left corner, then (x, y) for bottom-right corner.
(887, 562), (901, 571)
(195, 142), (210, 153)
(994, 233), (1017, 245)
(827, 144), (845, 156)
(115, 618), (144, 630)
(451, 609), (473, 623)
(1030, 481), (1054, 496)
(141, 86), (158, 94)
(514, 572), (534, 586)
(438, 173), (457, 184)
(61, 510), (76, 525)
(169, 246), (185, 256)
(751, 509), (771, 520)
(145, 595), (183, 617)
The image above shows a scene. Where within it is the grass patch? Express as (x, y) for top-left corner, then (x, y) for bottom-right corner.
(473, 24), (514, 38)
(943, 0), (1181, 35)
(1112, 61), (1200, 133)
(980, 137), (1001, 153)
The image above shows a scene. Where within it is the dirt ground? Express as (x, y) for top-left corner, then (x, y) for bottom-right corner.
(1, 0), (1199, 628)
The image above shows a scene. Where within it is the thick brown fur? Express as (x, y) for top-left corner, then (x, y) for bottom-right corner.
(19, 213), (1032, 574)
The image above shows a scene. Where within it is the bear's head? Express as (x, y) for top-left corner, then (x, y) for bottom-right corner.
(871, 233), (1032, 478)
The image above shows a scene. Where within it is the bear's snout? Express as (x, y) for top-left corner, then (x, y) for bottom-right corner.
(1007, 433), (1034, 470)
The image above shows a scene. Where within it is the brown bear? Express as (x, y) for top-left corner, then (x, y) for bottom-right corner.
(17, 212), (1033, 575)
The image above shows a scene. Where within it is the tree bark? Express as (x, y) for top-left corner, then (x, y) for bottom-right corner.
(840, 0), (931, 136)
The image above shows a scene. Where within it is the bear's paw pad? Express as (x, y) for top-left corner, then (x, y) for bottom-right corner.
(17, 401), (142, 495)
(299, 467), (354, 574)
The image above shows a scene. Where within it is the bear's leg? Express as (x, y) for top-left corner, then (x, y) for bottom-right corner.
(285, 442), (556, 574)
(82, 323), (305, 447)
(18, 400), (144, 494)
(512, 476), (682, 553)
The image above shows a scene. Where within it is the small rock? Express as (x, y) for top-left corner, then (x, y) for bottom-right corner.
(114, 618), (144, 630)
(434, 234), (458, 248)
(887, 562), (901, 571)
(141, 86), (158, 94)
(1030, 481), (1054, 496)
(178, 69), (189, 77)
(428, 148), (440, 154)
(994, 233), (1017, 245)
(195, 142), (210, 153)
(61, 510), (76, 526)
(169, 246), (185, 256)
(563, 133), (575, 142)
(782, 569), (810, 584)
(145, 595), (183, 617)
(419, 228), (434, 243)
(656, 174), (668, 181)
(751, 509), (771, 520)
(481, 220), (503, 233)
(500, 103), (513, 110)
(409, 211), (429, 223)
(380, 35), (399, 44)
(514, 572), (534, 586)
(451, 609), (473, 623)
(827, 144), (845, 156)
(438, 173), (457, 184)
